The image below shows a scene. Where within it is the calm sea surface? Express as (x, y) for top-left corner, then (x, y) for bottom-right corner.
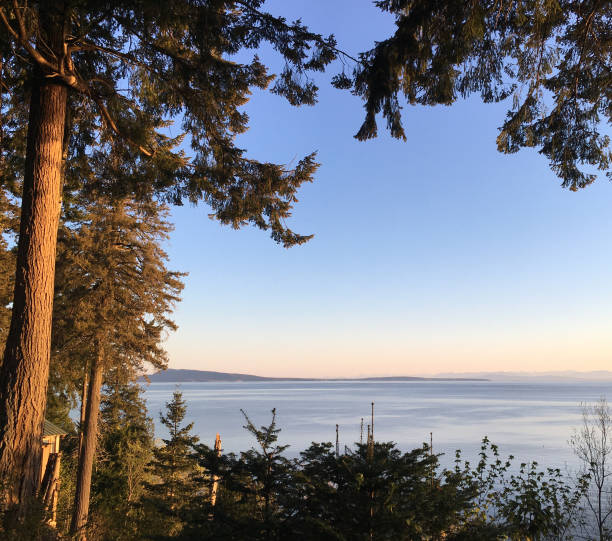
(142, 380), (612, 469)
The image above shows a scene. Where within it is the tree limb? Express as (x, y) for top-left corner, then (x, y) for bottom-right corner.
(0, 8), (19, 40)
(91, 94), (152, 157)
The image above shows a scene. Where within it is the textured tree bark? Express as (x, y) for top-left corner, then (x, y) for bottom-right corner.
(0, 75), (67, 509)
(79, 372), (89, 455)
(71, 353), (104, 539)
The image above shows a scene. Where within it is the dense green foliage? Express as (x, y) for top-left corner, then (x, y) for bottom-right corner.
(52, 192), (184, 379)
(180, 412), (590, 541)
(48, 192), (185, 443)
(343, 0), (611, 190)
(0, 0), (339, 246)
(90, 378), (156, 540)
(38, 393), (597, 541)
(182, 409), (296, 540)
(0, 0), (610, 535)
(144, 390), (200, 538)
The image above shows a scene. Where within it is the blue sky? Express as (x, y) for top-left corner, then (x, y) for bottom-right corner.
(162, 1), (612, 377)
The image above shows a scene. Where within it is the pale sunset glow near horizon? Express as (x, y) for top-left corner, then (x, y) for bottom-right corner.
(162, 0), (611, 378)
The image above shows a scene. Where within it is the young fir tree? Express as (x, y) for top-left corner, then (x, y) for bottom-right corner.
(144, 389), (199, 538)
(183, 409), (295, 540)
(232, 409), (294, 540)
(0, 1), (337, 509)
(92, 371), (155, 541)
(49, 192), (184, 538)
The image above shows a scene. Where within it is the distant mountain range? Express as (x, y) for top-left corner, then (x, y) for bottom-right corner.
(143, 369), (489, 383)
(142, 368), (612, 383)
(434, 370), (612, 382)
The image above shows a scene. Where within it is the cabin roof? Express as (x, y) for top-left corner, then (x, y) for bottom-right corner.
(43, 419), (67, 437)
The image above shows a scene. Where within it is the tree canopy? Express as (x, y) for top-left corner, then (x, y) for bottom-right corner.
(0, 0), (338, 509)
(341, 0), (611, 190)
(53, 193), (184, 378)
(0, 0), (610, 515)
(0, 0), (339, 245)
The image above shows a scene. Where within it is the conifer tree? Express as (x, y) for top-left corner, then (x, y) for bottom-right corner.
(90, 373), (155, 540)
(48, 191), (184, 537)
(342, 0), (610, 190)
(233, 409), (294, 539)
(0, 1), (337, 508)
(0, 188), (17, 347)
(144, 389), (199, 538)
(285, 441), (476, 540)
(184, 409), (295, 540)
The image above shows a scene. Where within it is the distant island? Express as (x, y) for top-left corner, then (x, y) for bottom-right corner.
(143, 368), (489, 383)
(141, 368), (612, 383)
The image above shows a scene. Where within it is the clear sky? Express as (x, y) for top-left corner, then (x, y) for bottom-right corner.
(162, 0), (612, 378)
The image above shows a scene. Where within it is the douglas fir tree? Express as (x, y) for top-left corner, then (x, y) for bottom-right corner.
(0, 1), (336, 510)
(50, 191), (184, 538)
(144, 390), (199, 538)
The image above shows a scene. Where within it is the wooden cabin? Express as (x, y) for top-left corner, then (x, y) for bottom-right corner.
(41, 419), (67, 527)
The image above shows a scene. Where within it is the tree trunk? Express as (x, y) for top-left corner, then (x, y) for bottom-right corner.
(79, 372), (89, 455)
(71, 353), (104, 539)
(0, 74), (67, 509)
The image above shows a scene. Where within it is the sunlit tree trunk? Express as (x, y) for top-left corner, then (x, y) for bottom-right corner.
(71, 351), (104, 539)
(79, 372), (89, 455)
(0, 73), (66, 509)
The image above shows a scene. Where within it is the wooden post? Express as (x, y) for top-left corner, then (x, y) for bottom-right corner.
(211, 433), (221, 507)
(430, 432), (434, 488)
(360, 418), (364, 445)
(49, 450), (61, 527)
(335, 424), (339, 457)
(371, 402), (374, 442)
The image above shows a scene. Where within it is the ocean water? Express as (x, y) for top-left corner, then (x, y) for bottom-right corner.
(142, 380), (612, 469)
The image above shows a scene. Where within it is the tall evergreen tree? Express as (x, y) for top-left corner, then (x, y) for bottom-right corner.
(144, 389), (199, 538)
(184, 409), (295, 540)
(0, 1), (337, 509)
(48, 191), (184, 538)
